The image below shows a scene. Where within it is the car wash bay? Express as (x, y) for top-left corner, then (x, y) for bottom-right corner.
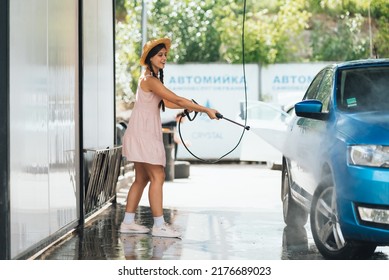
(33, 163), (389, 260)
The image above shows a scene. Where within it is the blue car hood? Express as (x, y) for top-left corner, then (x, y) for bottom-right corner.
(336, 112), (389, 145)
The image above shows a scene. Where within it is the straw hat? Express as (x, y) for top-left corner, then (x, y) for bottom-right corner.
(140, 37), (171, 66)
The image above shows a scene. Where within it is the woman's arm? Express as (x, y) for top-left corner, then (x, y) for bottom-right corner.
(163, 99), (183, 109)
(142, 76), (219, 119)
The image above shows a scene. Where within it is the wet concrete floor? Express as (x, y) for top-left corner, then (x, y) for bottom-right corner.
(34, 163), (389, 260)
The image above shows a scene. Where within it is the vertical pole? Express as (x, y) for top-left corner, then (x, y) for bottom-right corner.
(78, 0), (85, 226)
(0, 0), (10, 260)
(141, 0), (148, 49)
(140, 0), (148, 73)
(113, 0), (117, 145)
(368, 2), (373, 58)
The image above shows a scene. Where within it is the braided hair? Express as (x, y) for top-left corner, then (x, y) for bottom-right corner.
(145, 43), (167, 111)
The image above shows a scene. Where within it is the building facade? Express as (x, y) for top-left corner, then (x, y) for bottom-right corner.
(0, 0), (115, 259)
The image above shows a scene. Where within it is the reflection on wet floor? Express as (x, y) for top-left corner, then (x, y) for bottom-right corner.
(120, 234), (179, 260)
(34, 202), (389, 260)
(36, 203), (285, 260)
(281, 226), (322, 260)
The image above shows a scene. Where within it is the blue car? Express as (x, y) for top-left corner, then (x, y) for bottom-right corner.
(282, 58), (389, 259)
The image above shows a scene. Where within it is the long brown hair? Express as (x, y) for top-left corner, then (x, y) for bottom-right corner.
(145, 43), (166, 111)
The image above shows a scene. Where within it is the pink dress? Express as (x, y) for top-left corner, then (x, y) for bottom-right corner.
(122, 76), (166, 167)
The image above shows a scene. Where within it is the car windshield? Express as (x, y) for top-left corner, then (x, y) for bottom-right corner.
(337, 66), (389, 112)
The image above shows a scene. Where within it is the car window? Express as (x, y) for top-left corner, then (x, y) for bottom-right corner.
(337, 66), (389, 112)
(303, 69), (326, 100)
(315, 69), (333, 112)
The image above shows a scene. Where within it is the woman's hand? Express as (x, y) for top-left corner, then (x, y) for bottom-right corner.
(205, 108), (220, 120)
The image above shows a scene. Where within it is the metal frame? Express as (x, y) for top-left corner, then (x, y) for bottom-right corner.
(112, 0), (117, 146)
(84, 146), (122, 215)
(78, 0), (85, 227)
(0, 0), (10, 260)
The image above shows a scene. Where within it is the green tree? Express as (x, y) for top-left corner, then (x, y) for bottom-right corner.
(115, 0), (143, 103)
(149, 0), (221, 63)
(114, 0), (389, 104)
(271, 0), (312, 62)
(214, 0), (311, 64)
(371, 0), (389, 57)
(311, 12), (369, 61)
(309, 0), (389, 59)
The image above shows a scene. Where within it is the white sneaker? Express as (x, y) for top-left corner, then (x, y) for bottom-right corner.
(120, 222), (150, 234)
(152, 223), (181, 238)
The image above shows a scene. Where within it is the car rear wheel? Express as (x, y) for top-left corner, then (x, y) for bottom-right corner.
(281, 161), (308, 227)
(310, 177), (377, 259)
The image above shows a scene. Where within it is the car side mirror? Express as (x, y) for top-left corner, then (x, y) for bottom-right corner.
(295, 100), (329, 121)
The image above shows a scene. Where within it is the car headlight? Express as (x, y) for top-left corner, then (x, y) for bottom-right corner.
(348, 145), (389, 168)
(358, 205), (389, 225)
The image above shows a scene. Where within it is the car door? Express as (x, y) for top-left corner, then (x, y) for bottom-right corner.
(288, 68), (333, 199)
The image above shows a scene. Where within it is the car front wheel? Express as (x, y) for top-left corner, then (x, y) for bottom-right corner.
(310, 177), (377, 259)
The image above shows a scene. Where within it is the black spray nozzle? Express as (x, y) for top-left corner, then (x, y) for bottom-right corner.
(216, 112), (250, 130)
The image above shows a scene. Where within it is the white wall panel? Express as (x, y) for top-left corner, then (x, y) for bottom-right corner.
(9, 0), (114, 259)
(83, 0), (114, 149)
(9, 0), (78, 258)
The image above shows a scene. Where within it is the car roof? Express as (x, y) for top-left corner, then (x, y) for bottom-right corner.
(327, 58), (389, 70)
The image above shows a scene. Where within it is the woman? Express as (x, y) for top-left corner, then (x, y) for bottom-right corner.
(120, 38), (219, 238)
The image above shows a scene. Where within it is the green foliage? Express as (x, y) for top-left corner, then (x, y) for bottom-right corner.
(371, 0), (389, 57)
(115, 0), (143, 103)
(149, 0), (221, 63)
(309, 0), (389, 60)
(115, 0), (127, 21)
(271, 0), (312, 62)
(114, 0), (389, 102)
(375, 16), (389, 58)
(311, 12), (370, 61)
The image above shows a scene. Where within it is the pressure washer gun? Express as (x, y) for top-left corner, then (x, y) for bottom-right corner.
(215, 112), (250, 131)
(181, 99), (250, 130)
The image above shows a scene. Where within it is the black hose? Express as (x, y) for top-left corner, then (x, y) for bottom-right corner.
(177, 0), (248, 163)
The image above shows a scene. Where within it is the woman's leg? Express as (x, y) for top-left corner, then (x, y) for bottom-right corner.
(125, 162), (150, 213)
(143, 163), (165, 217)
(143, 163), (181, 238)
(120, 162), (151, 233)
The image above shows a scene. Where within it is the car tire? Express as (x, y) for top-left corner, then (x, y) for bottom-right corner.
(281, 160), (308, 227)
(310, 176), (377, 259)
(174, 161), (190, 179)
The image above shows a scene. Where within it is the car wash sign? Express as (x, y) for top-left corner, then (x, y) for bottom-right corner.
(166, 63), (258, 98)
(165, 63), (259, 160)
(261, 62), (329, 105)
(168, 72), (248, 93)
